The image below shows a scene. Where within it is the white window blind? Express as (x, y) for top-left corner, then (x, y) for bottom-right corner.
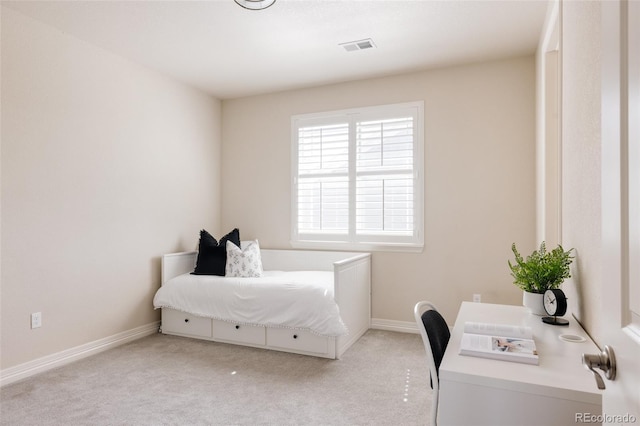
(356, 117), (414, 235)
(292, 102), (424, 251)
(297, 123), (349, 233)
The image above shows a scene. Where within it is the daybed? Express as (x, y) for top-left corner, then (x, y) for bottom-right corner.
(154, 248), (371, 359)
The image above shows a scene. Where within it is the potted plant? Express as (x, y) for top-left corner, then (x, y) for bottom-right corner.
(508, 241), (574, 315)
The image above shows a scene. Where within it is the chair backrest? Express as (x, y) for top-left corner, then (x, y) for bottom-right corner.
(414, 301), (450, 426)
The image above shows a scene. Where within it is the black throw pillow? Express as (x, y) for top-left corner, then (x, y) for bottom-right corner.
(192, 228), (240, 276)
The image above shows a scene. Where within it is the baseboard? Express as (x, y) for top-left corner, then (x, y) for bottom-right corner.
(0, 321), (160, 387)
(371, 318), (419, 334)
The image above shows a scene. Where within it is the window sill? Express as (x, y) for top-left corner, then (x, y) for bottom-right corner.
(290, 240), (424, 253)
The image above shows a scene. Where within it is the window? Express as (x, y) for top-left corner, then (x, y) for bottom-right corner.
(291, 101), (424, 251)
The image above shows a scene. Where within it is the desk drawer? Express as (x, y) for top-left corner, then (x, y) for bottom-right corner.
(162, 309), (212, 338)
(212, 320), (265, 345)
(266, 328), (329, 355)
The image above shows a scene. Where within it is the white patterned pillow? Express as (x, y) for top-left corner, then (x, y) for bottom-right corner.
(225, 240), (263, 278)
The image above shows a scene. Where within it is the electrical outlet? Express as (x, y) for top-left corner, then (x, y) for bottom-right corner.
(473, 294), (482, 303)
(31, 312), (42, 329)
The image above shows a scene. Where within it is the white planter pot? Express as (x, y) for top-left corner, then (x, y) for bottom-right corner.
(523, 291), (546, 315)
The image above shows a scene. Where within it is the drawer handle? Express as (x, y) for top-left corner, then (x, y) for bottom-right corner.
(235, 325), (240, 330)
(184, 318), (190, 323)
(293, 334), (298, 339)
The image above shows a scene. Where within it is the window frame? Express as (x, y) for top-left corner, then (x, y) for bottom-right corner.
(291, 101), (424, 252)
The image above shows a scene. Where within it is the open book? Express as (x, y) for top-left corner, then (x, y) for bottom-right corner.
(459, 321), (539, 365)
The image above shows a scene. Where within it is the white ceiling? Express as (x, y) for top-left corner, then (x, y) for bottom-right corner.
(3, 0), (549, 99)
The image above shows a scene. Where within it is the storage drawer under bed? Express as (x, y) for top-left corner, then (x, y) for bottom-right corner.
(161, 309), (212, 338)
(266, 328), (329, 355)
(212, 320), (265, 346)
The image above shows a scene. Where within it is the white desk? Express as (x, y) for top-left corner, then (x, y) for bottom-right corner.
(438, 302), (603, 426)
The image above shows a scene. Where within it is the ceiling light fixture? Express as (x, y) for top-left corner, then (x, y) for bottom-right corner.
(234, 0), (276, 10)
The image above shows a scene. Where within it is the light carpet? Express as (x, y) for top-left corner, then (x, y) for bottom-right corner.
(0, 330), (432, 425)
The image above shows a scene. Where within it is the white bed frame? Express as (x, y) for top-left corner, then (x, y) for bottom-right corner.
(159, 249), (371, 359)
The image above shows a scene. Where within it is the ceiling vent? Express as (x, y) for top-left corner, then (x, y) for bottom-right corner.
(340, 38), (376, 52)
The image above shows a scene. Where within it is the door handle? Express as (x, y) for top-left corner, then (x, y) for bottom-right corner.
(582, 345), (616, 390)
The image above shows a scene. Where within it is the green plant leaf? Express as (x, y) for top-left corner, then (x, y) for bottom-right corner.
(508, 241), (574, 293)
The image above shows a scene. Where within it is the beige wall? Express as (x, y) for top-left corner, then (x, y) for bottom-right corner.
(559, 1), (603, 336)
(221, 56), (537, 324)
(1, 8), (222, 369)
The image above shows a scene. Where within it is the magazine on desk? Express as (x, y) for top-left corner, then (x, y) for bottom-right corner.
(459, 321), (539, 365)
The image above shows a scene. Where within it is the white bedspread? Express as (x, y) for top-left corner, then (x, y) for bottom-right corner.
(153, 271), (347, 337)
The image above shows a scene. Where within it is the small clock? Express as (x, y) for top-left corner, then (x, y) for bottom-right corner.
(542, 288), (569, 326)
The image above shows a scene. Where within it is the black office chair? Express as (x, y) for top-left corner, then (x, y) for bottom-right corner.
(414, 301), (450, 426)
